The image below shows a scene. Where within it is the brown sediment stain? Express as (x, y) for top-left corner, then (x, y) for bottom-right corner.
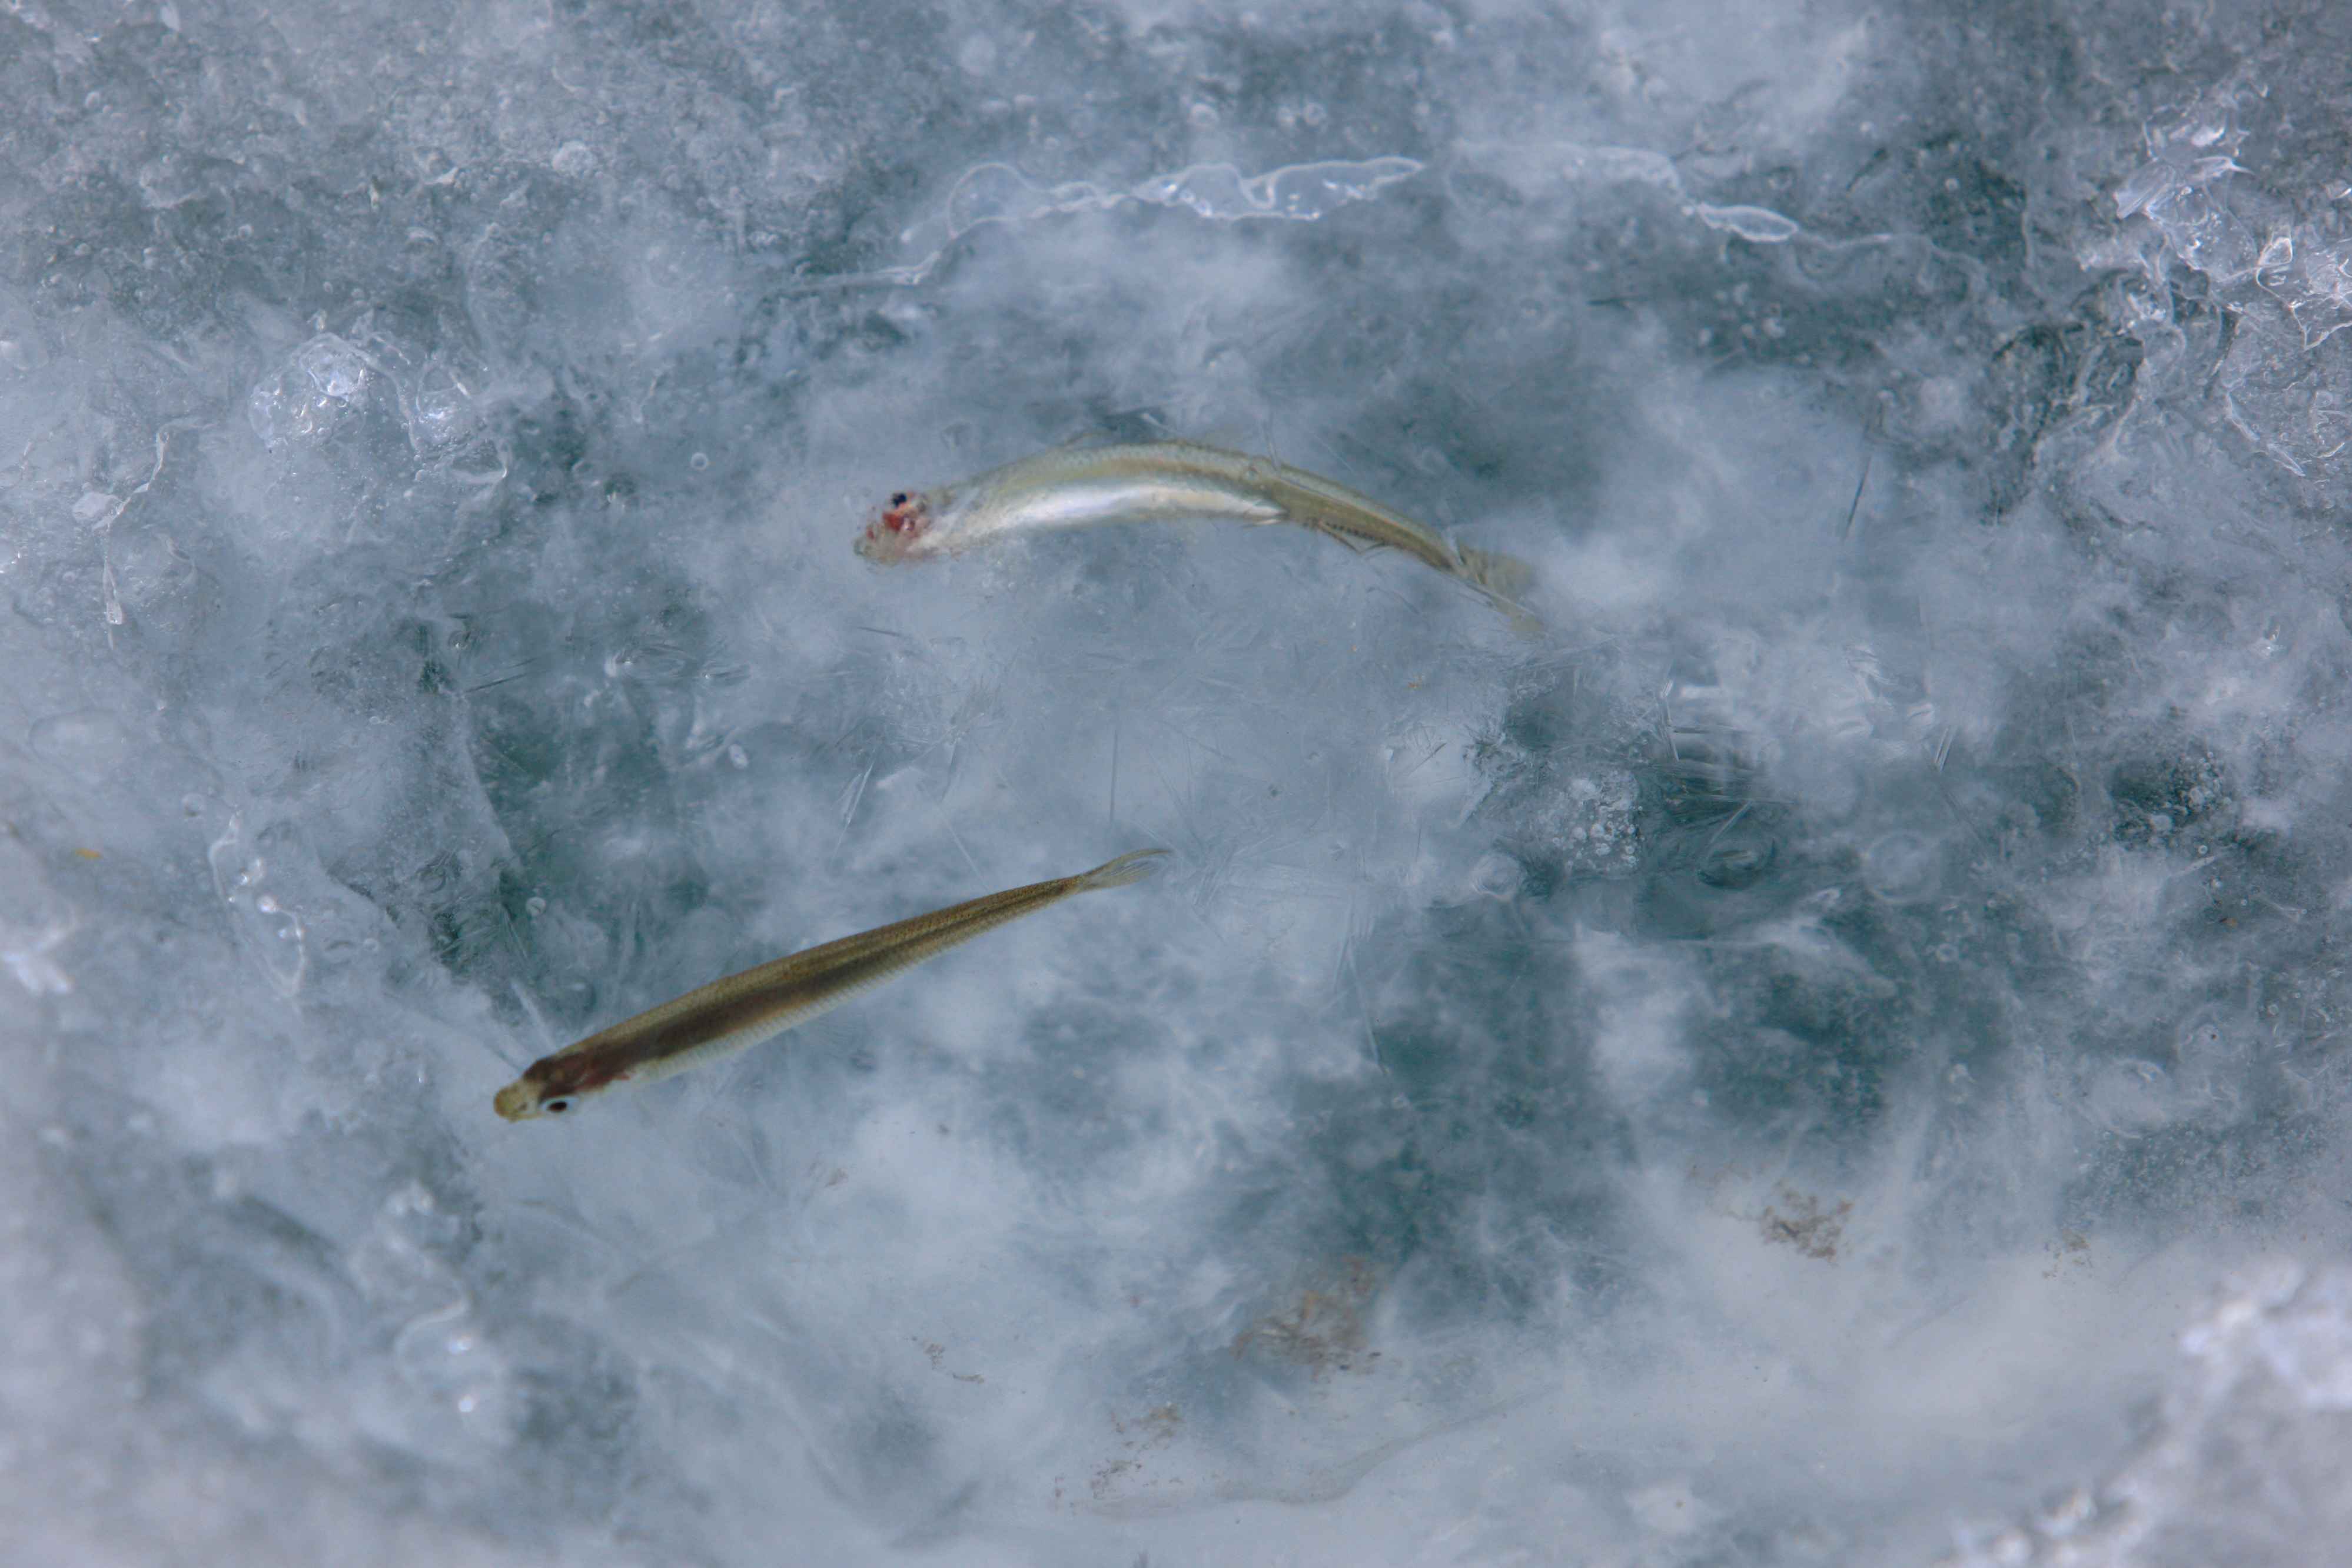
(1087, 1456), (1137, 1500)
(2042, 1229), (2092, 1279)
(1233, 1257), (1383, 1377)
(1118, 1404), (1182, 1446)
(1757, 1186), (1851, 1261)
(1089, 1404), (1184, 1501)
(912, 1337), (985, 1384)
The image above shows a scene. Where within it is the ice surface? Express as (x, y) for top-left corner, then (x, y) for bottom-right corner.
(1936, 1264), (2352, 1567)
(1690, 202), (1803, 244)
(5, 0), (2352, 1563)
(880, 153), (1424, 285)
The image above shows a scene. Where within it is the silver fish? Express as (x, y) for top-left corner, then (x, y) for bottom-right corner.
(493, 849), (1167, 1121)
(854, 440), (1538, 626)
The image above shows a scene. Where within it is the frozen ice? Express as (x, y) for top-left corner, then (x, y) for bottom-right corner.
(1132, 157), (1424, 220)
(1692, 202), (1804, 244)
(890, 154), (1426, 285)
(1936, 1266), (2352, 1566)
(6, 1), (2352, 1565)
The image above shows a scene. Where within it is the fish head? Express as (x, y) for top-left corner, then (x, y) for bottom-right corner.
(492, 1079), (560, 1121)
(854, 487), (945, 563)
(492, 1051), (627, 1122)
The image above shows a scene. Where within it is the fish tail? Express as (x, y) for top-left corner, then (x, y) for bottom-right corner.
(1453, 543), (1543, 634)
(1075, 848), (1171, 891)
(1454, 542), (1535, 600)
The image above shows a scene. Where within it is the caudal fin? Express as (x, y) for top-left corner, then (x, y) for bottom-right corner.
(1077, 848), (1171, 891)
(1453, 543), (1543, 634)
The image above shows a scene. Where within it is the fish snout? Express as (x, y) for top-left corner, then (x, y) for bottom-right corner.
(856, 491), (934, 563)
(854, 517), (899, 561)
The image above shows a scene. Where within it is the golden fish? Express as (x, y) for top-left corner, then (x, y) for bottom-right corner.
(494, 849), (1167, 1120)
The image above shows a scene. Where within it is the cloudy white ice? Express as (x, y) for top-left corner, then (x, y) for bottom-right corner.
(7, 0), (2352, 1562)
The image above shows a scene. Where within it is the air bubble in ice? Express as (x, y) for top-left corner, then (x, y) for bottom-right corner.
(1691, 203), (1802, 244)
(1467, 853), (1520, 899)
(295, 334), (367, 400)
(248, 333), (371, 449)
(1861, 831), (1941, 903)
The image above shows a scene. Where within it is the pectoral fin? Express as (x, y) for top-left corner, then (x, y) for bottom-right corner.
(1294, 514), (1383, 553)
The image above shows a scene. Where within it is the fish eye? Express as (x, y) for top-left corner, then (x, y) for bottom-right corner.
(890, 492), (909, 507)
(544, 1098), (570, 1115)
